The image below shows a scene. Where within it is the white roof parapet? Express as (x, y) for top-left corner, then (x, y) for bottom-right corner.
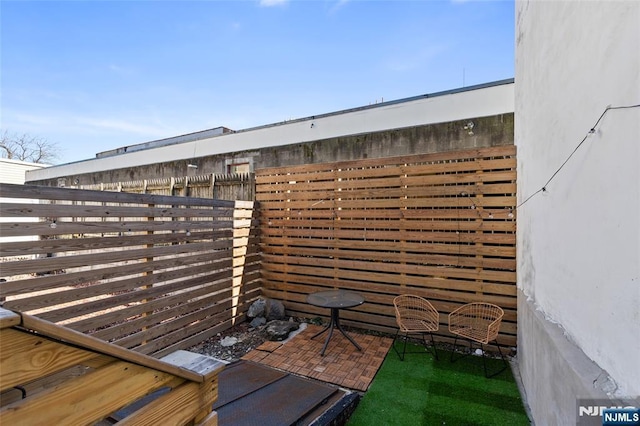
(26, 79), (514, 182)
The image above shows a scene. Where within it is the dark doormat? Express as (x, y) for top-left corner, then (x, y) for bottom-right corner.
(213, 360), (288, 407)
(214, 360), (339, 426)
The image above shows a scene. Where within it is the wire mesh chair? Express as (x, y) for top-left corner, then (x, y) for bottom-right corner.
(448, 302), (508, 378)
(392, 295), (439, 361)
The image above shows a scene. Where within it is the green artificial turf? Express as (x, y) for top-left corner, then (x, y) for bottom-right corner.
(347, 342), (530, 426)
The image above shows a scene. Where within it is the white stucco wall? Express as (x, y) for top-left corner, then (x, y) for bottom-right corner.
(516, 0), (639, 399)
(26, 80), (514, 181)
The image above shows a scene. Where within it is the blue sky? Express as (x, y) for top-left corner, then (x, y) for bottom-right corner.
(1, 0), (514, 164)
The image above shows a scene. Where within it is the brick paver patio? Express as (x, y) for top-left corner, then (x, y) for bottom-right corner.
(242, 324), (393, 392)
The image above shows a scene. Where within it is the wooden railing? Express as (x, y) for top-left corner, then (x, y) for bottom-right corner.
(256, 146), (517, 347)
(0, 184), (260, 358)
(0, 307), (223, 425)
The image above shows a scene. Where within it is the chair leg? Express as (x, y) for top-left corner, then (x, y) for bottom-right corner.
(451, 337), (508, 378)
(450, 336), (472, 363)
(392, 329), (407, 361)
(450, 335), (458, 362)
(426, 332), (439, 360)
(481, 344), (489, 378)
(394, 330), (438, 361)
(482, 341), (509, 378)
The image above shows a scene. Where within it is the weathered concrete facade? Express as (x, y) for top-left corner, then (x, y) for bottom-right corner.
(28, 113), (513, 187)
(26, 80), (514, 187)
(516, 1), (639, 424)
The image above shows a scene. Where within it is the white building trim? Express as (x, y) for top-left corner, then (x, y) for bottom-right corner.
(26, 79), (514, 182)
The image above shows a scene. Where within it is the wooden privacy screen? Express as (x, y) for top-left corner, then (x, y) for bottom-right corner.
(256, 145), (517, 347)
(0, 183), (260, 358)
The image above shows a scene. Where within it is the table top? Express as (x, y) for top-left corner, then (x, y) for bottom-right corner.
(306, 290), (364, 309)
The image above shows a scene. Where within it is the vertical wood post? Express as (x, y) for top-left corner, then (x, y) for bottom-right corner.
(231, 201), (253, 326)
(142, 179), (154, 342)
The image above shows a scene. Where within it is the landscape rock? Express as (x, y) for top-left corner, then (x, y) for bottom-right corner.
(220, 336), (239, 347)
(250, 316), (267, 328)
(265, 299), (286, 321)
(247, 299), (266, 318)
(265, 320), (299, 341)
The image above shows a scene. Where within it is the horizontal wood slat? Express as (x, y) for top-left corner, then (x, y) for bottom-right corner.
(256, 146), (517, 345)
(0, 182), (237, 206)
(0, 360), (180, 425)
(0, 328), (103, 392)
(0, 183), (260, 357)
(117, 379), (218, 426)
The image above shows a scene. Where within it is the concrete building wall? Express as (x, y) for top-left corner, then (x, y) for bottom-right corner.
(26, 80), (514, 186)
(29, 113), (513, 187)
(515, 1), (640, 424)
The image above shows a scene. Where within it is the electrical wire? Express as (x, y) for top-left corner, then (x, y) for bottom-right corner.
(517, 104), (640, 209)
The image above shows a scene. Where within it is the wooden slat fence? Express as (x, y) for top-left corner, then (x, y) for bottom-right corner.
(80, 172), (255, 201)
(0, 183), (260, 358)
(256, 145), (517, 347)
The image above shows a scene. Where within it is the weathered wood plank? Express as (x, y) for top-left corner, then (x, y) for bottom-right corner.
(260, 227), (515, 245)
(1, 239), (232, 278)
(0, 218), (235, 239)
(260, 236), (516, 257)
(0, 202), (235, 219)
(262, 257), (516, 283)
(18, 313), (204, 382)
(0, 183), (236, 207)
(256, 172), (516, 196)
(260, 195), (516, 211)
(257, 170), (517, 196)
(67, 268), (258, 336)
(0, 360), (185, 426)
(117, 379), (217, 426)
(114, 306), (231, 350)
(150, 316), (241, 359)
(260, 218), (516, 233)
(0, 229), (233, 257)
(263, 248), (516, 270)
(262, 270), (518, 297)
(5, 261), (233, 312)
(262, 276), (517, 305)
(0, 249), (233, 297)
(30, 270), (233, 323)
(89, 293), (234, 341)
(0, 328), (105, 392)
(133, 309), (233, 356)
(160, 350), (225, 378)
(0, 308), (20, 329)
(0, 364), (104, 408)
